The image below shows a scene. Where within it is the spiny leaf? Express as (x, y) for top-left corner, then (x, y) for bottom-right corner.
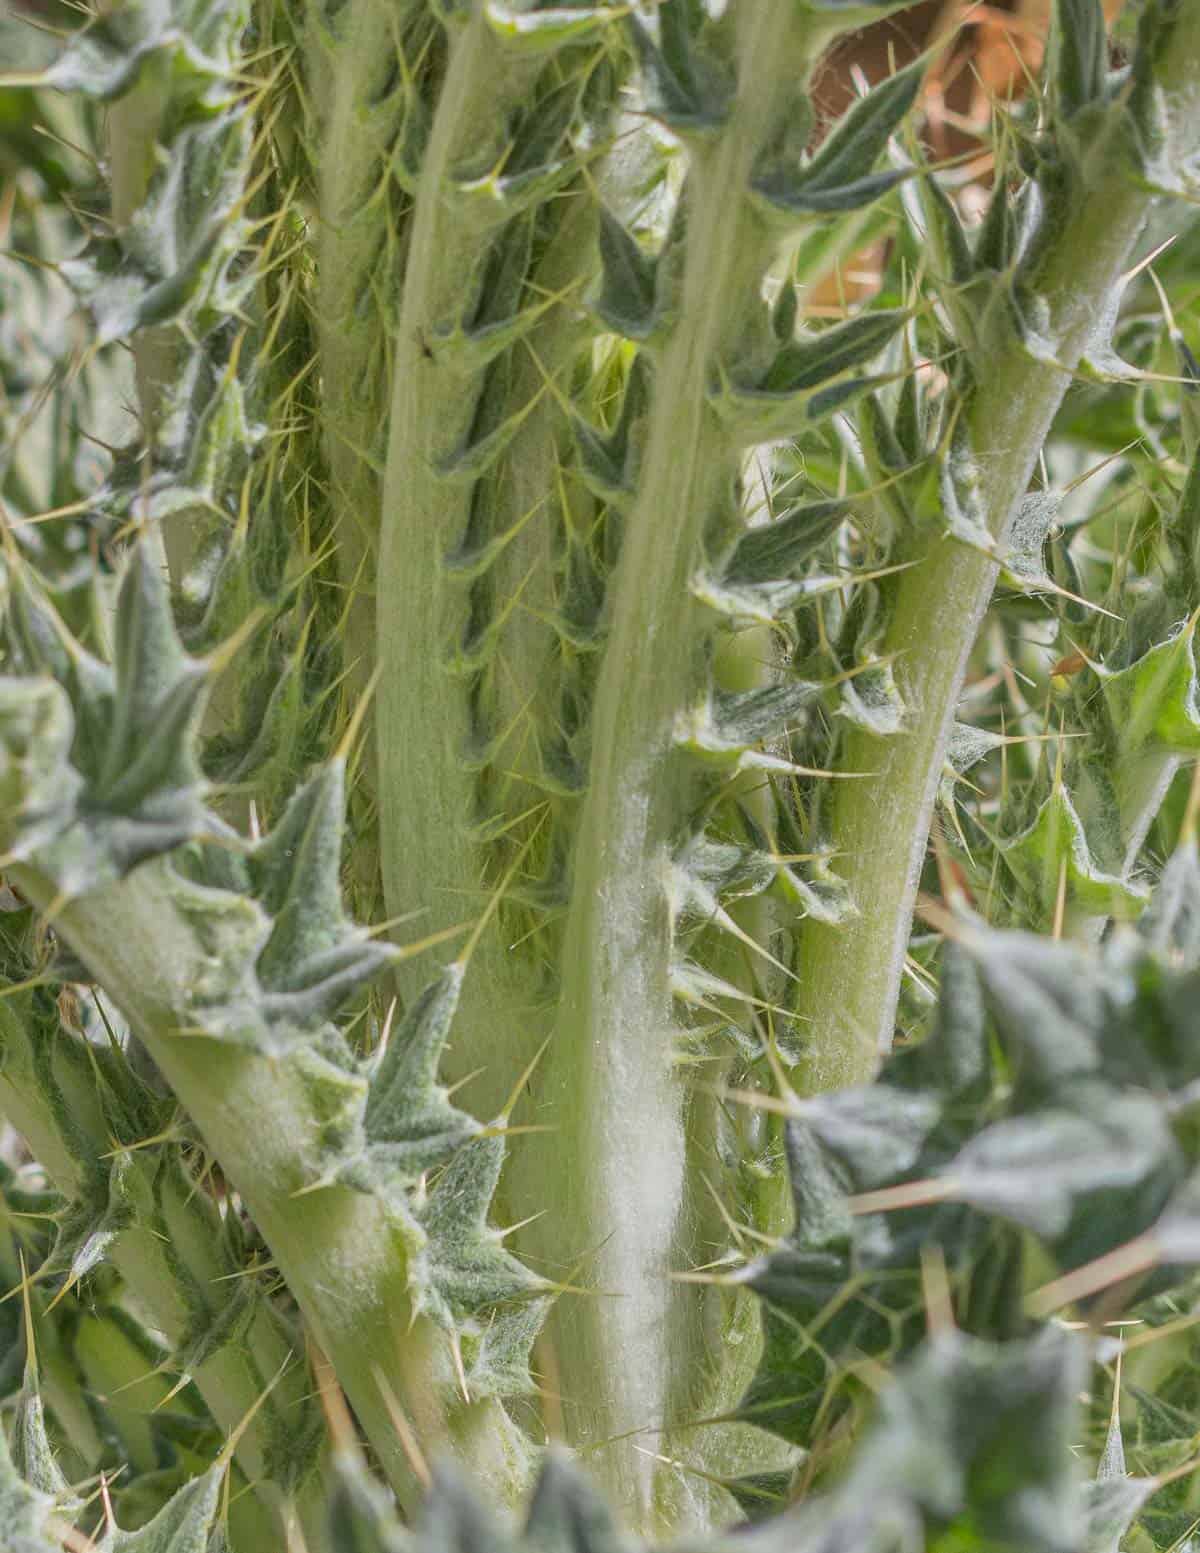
(520, 1452), (624, 1553)
(0, 548), (211, 897)
(752, 58), (924, 218)
(1002, 489), (1061, 590)
(42, 1149), (136, 1295)
(61, 109), (254, 347)
(414, 1134), (545, 1328)
(713, 309), (908, 442)
(248, 763), (397, 1036)
(11, 1371), (76, 1506)
(109, 1465), (223, 1553)
(1097, 618), (1200, 760)
(358, 967), (480, 1189)
(327, 1448), (408, 1553)
(821, 1329), (1086, 1553)
(837, 657), (904, 737)
(592, 208), (658, 342)
(1140, 832), (1200, 960)
(697, 497), (848, 618)
(627, 4), (728, 136)
(0, 1428), (56, 1553)
(1082, 1475), (1158, 1553)
(949, 1086), (1180, 1240)
(675, 680), (821, 768)
(1000, 783), (1149, 925)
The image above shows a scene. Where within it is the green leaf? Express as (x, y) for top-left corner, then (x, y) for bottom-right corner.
(1097, 617), (1200, 759)
(966, 928), (1108, 1087)
(592, 208), (659, 342)
(752, 59), (923, 217)
(571, 355), (650, 508)
(413, 1134), (544, 1329)
(1082, 1476), (1158, 1553)
(713, 310), (909, 442)
(327, 1449), (408, 1553)
(419, 1466), (518, 1553)
(1140, 834), (1200, 960)
(1000, 783), (1149, 925)
(11, 1382), (77, 1507)
(484, 3), (622, 52)
(1050, 0), (1108, 121)
(1002, 490), (1061, 590)
(675, 680), (822, 770)
(0, 547), (211, 898)
(949, 1086), (1181, 1241)
(61, 111), (254, 347)
(42, 1149), (136, 1294)
(694, 497), (847, 620)
(109, 1466), (223, 1552)
(520, 1452), (624, 1553)
(940, 722), (1006, 810)
(826, 1330), (1086, 1553)
(717, 496), (844, 587)
(248, 763), (397, 1039)
(0, 1428), (57, 1553)
(837, 657), (905, 736)
(627, 4), (729, 136)
(3, 11), (173, 103)
(358, 968), (480, 1189)
(940, 408), (995, 552)
(902, 161), (975, 293)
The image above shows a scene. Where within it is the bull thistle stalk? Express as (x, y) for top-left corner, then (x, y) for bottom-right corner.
(5, 0), (1200, 1549)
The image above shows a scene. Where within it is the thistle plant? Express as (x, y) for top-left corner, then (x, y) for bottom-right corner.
(5, 0), (1200, 1549)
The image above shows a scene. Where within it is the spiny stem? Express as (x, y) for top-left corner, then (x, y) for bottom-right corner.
(517, 8), (828, 1532)
(8, 860), (530, 1521)
(0, 995), (311, 1549)
(790, 9), (1200, 1087)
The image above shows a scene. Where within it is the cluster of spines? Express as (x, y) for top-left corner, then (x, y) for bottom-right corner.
(10, 0), (352, 835)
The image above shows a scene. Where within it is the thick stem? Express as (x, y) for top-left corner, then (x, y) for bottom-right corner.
(790, 15), (1200, 1085)
(0, 999), (306, 1550)
(9, 862), (531, 1519)
(513, 10), (823, 1533)
(375, 8), (602, 1180)
(376, 7), (538, 956)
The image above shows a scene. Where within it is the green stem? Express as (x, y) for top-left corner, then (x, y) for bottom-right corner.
(307, 0), (425, 912)
(790, 14), (1200, 1087)
(9, 861), (529, 1520)
(374, 5), (611, 1215)
(514, 9), (824, 1533)
(0, 997), (308, 1549)
(375, 9), (550, 1049)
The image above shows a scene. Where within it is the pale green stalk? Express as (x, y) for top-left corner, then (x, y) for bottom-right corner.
(376, 11), (543, 1027)
(790, 11), (1200, 1086)
(307, 0), (422, 907)
(8, 860), (531, 1520)
(513, 9), (829, 1531)
(0, 999), (304, 1549)
(375, 13), (601, 1123)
